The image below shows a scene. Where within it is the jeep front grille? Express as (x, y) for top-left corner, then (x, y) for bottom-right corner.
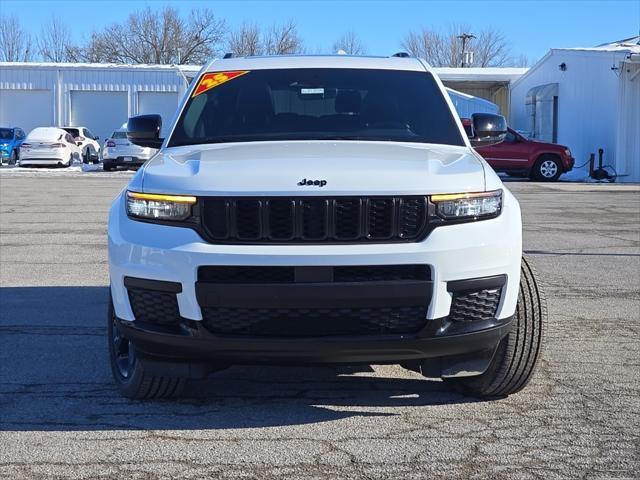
(200, 196), (428, 244)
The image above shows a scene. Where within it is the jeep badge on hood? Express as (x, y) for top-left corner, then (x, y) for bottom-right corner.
(298, 178), (327, 187)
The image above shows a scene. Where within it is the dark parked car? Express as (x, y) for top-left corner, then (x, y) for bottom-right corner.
(475, 127), (574, 181)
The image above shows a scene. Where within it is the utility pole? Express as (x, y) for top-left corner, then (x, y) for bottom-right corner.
(457, 33), (475, 67)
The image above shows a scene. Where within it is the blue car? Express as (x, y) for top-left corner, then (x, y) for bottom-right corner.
(0, 127), (27, 165)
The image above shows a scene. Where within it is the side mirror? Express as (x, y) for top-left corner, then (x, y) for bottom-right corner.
(127, 114), (163, 148)
(95, 136), (99, 141)
(76, 141), (82, 146)
(469, 113), (507, 148)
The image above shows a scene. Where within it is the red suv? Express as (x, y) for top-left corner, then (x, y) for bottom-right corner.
(474, 127), (574, 181)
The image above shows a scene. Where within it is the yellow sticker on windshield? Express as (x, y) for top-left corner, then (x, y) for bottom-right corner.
(192, 71), (250, 97)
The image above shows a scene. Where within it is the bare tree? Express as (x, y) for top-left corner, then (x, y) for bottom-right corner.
(64, 32), (113, 63)
(38, 18), (76, 62)
(227, 23), (262, 56)
(226, 20), (303, 57)
(401, 28), (450, 66)
(513, 53), (533, 68)
(401, 24), (513, 67)
(472, 27), (511, 67)
(79, 7), (226, 64)
(332, 31), (366, 55)
(0, 14), (34, 62)
(176, 8), (227, 64)
(263, 20), (303, 55)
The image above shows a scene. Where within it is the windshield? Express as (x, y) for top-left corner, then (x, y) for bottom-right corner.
(0, 128), (14, 140)
(168, 68), (464, 147)
(112, 131), (128, 139)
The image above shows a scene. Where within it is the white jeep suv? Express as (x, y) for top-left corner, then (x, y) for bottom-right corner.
(107, 55), (546, 399)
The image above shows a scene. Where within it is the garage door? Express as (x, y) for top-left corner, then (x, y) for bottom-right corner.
(0, 90), (54, 136)
(70, 91), (128, 142)
(138, 92), (180, 136)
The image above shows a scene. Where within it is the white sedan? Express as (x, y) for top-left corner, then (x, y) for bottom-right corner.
(18, 127), (83, 167)
(102, 128), (157, 171)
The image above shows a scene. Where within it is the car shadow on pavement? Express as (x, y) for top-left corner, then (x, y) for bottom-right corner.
(0, 286), (488, 432)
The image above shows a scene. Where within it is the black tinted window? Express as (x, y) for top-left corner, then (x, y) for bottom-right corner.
(0, 128), (14, 140)
(169, 68), (464, 147)
(63, 128), (81, 138)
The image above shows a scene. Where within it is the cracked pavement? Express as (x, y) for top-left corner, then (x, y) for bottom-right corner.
(0, 176), (639, 479)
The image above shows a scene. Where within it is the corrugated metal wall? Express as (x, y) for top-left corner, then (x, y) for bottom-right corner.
(510, 50), (630, 180)
(615, 60), (640, 181)
(0, 67), (56, 90)
(0, 65), (189, 136)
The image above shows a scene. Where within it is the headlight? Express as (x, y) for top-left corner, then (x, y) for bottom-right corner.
(431, 190), (502, 220)
(564, 148), (572, 157)
(126, 191), (196, 221)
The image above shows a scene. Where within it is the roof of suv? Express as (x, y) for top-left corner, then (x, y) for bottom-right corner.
(204, 55), (429, 73)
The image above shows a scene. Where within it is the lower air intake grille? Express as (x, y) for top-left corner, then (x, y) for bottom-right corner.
(449, 288), (501, 323)
(127, 289), (182, 325)
(198, 264), (430, 284)
(201, 306), (428, 337)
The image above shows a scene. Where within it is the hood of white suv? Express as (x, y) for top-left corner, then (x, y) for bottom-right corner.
(140, 141), (486, 196)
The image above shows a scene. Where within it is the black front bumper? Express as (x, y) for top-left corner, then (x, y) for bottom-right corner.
(118, 316), (513, 365)
(119, 270), (511, 366)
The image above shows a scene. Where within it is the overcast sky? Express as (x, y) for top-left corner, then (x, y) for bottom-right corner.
(3, 0), (639, 62)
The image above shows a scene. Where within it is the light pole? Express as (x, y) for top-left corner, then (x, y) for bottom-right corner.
(457, 33), (475, 67)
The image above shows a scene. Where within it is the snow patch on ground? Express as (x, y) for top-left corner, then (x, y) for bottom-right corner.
(0, 161), (134, 177)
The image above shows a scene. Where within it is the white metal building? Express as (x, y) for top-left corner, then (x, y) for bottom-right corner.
(509, 37), (640, 182)
(0, 63), (200, 141)
(434, 67), (528, 119)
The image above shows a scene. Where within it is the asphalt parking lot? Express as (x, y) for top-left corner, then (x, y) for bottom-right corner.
(1, 172), (639, 479)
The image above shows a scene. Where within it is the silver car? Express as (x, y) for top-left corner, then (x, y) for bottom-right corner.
(102, 129), (157, 171)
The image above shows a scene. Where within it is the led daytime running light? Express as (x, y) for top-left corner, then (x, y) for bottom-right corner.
(430, 191), (500, 202)
(126, 191), (196, 204)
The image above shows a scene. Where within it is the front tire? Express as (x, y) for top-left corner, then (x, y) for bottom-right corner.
(9, 150), (17, 165)
(533, 155), (562, 181)
(108, 296), (186, 399)
(444, 256), (546, 397)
